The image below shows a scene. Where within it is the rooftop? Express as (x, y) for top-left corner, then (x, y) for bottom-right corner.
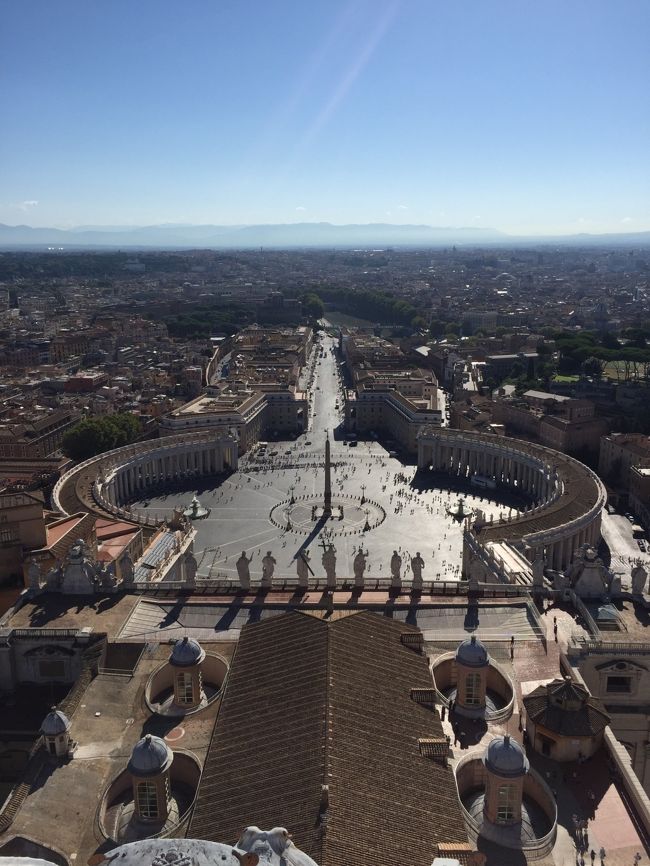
(189, 610), (468, 866)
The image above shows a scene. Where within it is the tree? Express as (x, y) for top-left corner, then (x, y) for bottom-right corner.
(582, 356), (605, 379)
(301, 292), (324, 319)
(62, 413), (141, 461)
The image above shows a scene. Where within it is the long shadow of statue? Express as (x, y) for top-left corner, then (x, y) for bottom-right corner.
(464, 599), (480, 631)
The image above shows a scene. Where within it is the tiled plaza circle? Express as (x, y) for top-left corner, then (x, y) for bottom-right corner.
(269, 495), (385, 535)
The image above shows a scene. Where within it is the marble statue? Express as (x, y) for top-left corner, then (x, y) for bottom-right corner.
(236, 826), (319, 866)
(632, 561), (648, 595)
(390, 550), (402, 587)
(410, 552), (424, 588)
(296, 550), (311, 588)
(322, 543), (337, 587)
(27, 558), (41, 592)
(183, 550), (198, 586)
(121, 551), (135, 586)
(564, 544), (615, 598)
(532, 553), (545, 588)
(353, 548), (367, 587)
(96, 563), (118, 591)
(102, 839), (260, 866)
(261, 551), (276, 588)
(237, 551), (252, 588)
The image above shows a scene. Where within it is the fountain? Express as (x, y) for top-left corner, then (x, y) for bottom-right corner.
(183, 495), (211, 520)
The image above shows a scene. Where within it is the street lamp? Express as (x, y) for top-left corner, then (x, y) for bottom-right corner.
(360, 484), (366, 505)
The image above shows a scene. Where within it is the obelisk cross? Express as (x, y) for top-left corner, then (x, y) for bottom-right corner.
(323, 430), (332, 515)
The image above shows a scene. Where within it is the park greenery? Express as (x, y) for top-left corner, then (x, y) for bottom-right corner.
(62, 413), (141, 461)
(316, 286), (421, 328)
(554, 330), (650, 381)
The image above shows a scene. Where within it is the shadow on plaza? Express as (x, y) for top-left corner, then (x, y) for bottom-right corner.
(128, 470), (235, 505)
(410, 469), (534, 510)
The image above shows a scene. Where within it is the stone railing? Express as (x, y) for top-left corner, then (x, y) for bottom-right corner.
(604, 727), (650, 843)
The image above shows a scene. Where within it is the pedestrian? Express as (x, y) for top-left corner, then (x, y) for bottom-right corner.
(599, 847), (606, 862)
(590, 851), (595, 864)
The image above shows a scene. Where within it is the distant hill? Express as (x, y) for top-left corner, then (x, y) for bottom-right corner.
(0, 221), (648, 249)
(0, 222), (505, 248)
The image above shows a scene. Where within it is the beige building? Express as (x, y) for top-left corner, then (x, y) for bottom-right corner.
(568, 641), (650, 793)
(0, 491), (47, 583)
(346, 387), (442, 455)
(598, 433), (650, 487)
(160, 386), (308, 452)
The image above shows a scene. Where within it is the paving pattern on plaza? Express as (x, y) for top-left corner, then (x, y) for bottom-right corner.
(132, 334), (532, 584)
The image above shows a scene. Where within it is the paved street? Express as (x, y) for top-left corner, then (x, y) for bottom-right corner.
(134, 333), (532, 584)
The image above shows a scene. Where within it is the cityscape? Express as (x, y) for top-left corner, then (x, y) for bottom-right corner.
(2, 2), (650, 866)
(1, 244), (650, 866)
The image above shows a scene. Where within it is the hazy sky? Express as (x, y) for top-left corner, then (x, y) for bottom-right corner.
(1, 0), (649, 234)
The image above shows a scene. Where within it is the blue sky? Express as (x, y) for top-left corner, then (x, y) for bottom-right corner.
(1, 0), (649, 234)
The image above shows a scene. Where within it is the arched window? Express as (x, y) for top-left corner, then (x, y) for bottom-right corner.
(136, 781), (158, 819)
(497, 784), (515, 822)
(176, 671), (194, 705)
(465, 672), (481, 706)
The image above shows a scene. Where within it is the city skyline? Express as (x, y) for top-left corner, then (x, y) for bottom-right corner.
(2, 0), (649, 234)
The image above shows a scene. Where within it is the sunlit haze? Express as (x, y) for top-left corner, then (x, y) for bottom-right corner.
(2, 0), (649, 235)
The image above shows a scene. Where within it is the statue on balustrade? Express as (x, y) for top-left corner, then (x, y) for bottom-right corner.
(631, 561), (648, 595)
(353, 548), (367, 587)
(390, 550), (402, 587)
(261, 551), (276, 588)
(237, 551), (252, 589)
(411, 552), (425, 589)
(322, 543), (337, 587)
(296, 549), (312, 588)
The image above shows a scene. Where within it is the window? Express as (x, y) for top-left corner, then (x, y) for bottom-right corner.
(497, 784), (515, 822)
(136, 781), (158, 819)
(465, 672), (481, 706)
(606, 675), (631, 694)
(177, 671), (194, 705)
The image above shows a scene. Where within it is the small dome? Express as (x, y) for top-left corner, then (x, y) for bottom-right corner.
(127, 734), (173, 777)
(456, 635), (489, 668)
(169, 636), (205, 667)
(41, 707), (70, 736)
(484, 735), (529, 778)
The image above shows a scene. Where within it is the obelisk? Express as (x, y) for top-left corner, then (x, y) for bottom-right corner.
(324, 432), (332, 516)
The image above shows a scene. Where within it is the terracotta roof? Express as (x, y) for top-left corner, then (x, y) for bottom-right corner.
(523, 678), (610, 737)
(189, 610), (468, 866)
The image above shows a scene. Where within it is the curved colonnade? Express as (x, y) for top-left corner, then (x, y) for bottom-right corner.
(53, 431), (238, 525)
(418, 427), (606, 572)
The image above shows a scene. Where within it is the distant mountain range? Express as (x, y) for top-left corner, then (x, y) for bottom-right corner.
(0, 221), (648, 249)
